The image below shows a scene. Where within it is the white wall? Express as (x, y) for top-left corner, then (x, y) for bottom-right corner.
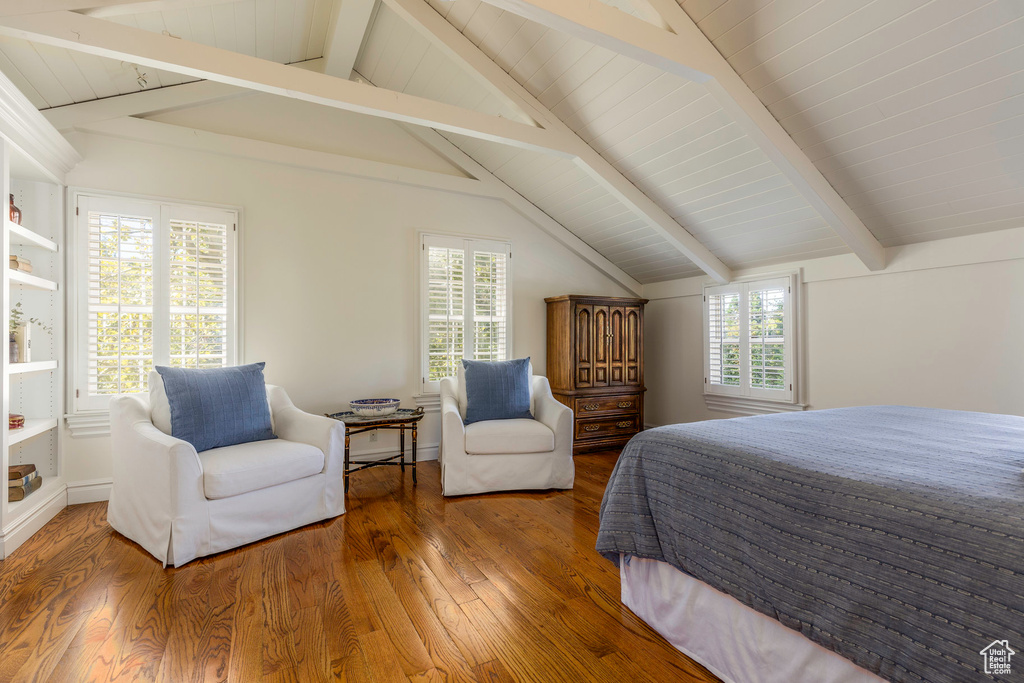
(645, 228), (1024, 426)
(60, 112), (630, 489)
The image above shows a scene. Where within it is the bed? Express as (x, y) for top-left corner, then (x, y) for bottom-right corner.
(596, 406), (1024, 683)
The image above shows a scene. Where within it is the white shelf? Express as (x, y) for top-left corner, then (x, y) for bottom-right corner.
(7, 476), (64, 520)
(9, 360), (57, 375)
(8, 269), (57, 291)
(8, 222), (57, 252)
(8, 418), (57, 446)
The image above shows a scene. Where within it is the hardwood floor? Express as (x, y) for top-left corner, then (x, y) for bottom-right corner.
(0, 452), (719, 682)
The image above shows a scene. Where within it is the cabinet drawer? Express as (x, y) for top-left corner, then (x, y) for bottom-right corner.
(574, 394), (640, 416)
(575, 414), (641, 441)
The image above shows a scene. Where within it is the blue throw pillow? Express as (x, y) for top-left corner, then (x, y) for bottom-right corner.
(155, 362), (276, 453)
(462, 357), (533, 424)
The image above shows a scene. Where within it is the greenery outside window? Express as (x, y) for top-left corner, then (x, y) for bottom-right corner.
(420, 234), (511, 393)
(71, 193), (238, 414)
(704, 274), (798, 407)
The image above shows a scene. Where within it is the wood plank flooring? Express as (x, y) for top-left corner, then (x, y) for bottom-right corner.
(0, 452), (720, 682)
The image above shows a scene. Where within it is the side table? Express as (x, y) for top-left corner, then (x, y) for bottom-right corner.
(325, 407), (425, 492)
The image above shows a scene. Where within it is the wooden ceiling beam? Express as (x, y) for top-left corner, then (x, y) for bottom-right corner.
(322, 0), (379, 80)
(0, 10), (574, 156)
(478, 0), (886, 271)
(383, 0), (732, 282)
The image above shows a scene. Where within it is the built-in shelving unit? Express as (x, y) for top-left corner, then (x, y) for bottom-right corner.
(0, 70), (81, 559)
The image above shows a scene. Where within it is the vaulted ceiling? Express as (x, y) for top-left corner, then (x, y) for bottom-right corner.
(1, 0), (1022, 285)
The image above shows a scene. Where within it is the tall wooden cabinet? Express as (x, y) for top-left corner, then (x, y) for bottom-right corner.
(545, 295), (647, 454)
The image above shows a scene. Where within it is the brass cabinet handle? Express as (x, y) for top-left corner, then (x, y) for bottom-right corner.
(616, 421), (632, 429)
(617, 401), (632, 408)
(584, 425), (600, 432)
(583, 403), (600, 411)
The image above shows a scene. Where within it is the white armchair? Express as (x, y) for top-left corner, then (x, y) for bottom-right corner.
(108, 385), (345, 567)
(440, 374), (574, 496)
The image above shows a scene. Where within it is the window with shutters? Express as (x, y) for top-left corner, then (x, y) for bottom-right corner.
(421, 234), (511, 393)
(71, 193), (238, 414)
(703, 274), (799, 409)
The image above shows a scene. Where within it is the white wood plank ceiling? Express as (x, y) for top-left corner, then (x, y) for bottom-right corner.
(0, 0), (336, 109)
(679, 0), (1024, 248)
(1, 0), (1022, 283)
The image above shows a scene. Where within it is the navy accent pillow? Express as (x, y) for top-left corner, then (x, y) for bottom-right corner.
(155, 362), (276, 453)
(462, 357), (533, 424)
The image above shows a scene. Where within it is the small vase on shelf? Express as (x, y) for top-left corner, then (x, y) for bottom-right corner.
(9, 194), (20, 225)
(9, 332), (18, 364)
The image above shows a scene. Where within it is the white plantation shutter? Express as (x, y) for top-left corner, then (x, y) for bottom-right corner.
(426, 244), (465, 384)
(85, 202), (155, 401)
(74, 195), (237, 412)
(168, 217), (231, 369)
(706, 290), (740, 391)
(704, 275), (794, 403)
(421, 235), (511, 392)
(472, 249), (508, 362)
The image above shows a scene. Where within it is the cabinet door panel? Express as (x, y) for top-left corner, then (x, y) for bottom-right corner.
(592, 305), (610, 387)
(574, 305), (593, 388)
(609, 306), (625, 385)
(625, 306), (641, 385)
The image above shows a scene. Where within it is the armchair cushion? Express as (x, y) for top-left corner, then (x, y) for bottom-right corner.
(465, 418), (554, 455)
(457, 360), (535, 421)
(156, 362), (276, 452)
(199, 438), (324, 499)
(461, 357), (533, 424)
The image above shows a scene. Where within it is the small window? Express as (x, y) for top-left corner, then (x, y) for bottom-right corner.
(420, 234), (511, 393)
(704, 274), (796, 404)
(71, 193), (238, 413)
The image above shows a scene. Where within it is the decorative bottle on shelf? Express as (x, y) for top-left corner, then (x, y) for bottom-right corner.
(9, 332), (17, 364)
(9, 194), (20, 225)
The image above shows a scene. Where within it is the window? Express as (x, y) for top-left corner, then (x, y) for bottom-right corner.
(71, 193), (238, 413)
(421, 234), (511, 393)
(704, 274), (797, 406)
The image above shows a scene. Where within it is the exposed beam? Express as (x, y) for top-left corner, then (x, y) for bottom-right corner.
(75, 116), (498, 198)
(0, 1), (142, 16)
(43, 79), (244, 131)
(383, 0), (731, 282)
(0, 10), (574, 156)
(80, 0), (240, 17)
(404, 125), (644, 296)
(44, 59), (324, 131)
(323, 0), (379, 80)
(477, 0), (886, 271)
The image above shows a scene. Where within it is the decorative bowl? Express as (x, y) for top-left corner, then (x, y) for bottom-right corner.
(350, 398), (400, 417)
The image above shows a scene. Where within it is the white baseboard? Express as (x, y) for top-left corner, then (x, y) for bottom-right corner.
(1, 483), (67, 558)
(67, 478), (113, 504)
(350, 443), (439, 463)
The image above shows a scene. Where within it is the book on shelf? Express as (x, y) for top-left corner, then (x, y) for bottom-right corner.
(12, 324), (29, 362)
(9, 475), (42, 501)
(8, 470), (37, 488)
(8, 463), (35, 480)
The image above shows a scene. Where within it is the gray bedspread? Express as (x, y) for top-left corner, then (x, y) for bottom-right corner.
(596, 406), (1024, 683)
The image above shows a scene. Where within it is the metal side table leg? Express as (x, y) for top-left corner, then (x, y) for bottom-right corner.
(344, 430), (351, 493)
(412, 425), (418, 484)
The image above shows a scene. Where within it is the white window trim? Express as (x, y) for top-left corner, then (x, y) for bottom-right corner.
(703, 271), (806, 416)
(419, 232), (513, 394)
(65, 189), (242, 437)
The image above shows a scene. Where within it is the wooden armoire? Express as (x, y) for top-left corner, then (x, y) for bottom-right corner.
(545, 295), (648, 454)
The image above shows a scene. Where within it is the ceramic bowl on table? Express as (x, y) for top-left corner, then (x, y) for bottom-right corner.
(350, 398), (400, 417)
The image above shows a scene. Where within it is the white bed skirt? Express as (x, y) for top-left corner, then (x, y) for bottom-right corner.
(620, 554), (885, 683)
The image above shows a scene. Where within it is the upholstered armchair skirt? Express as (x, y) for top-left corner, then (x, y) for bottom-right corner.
(108, 385), (346, 567)
(439, 375), (574, 496)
